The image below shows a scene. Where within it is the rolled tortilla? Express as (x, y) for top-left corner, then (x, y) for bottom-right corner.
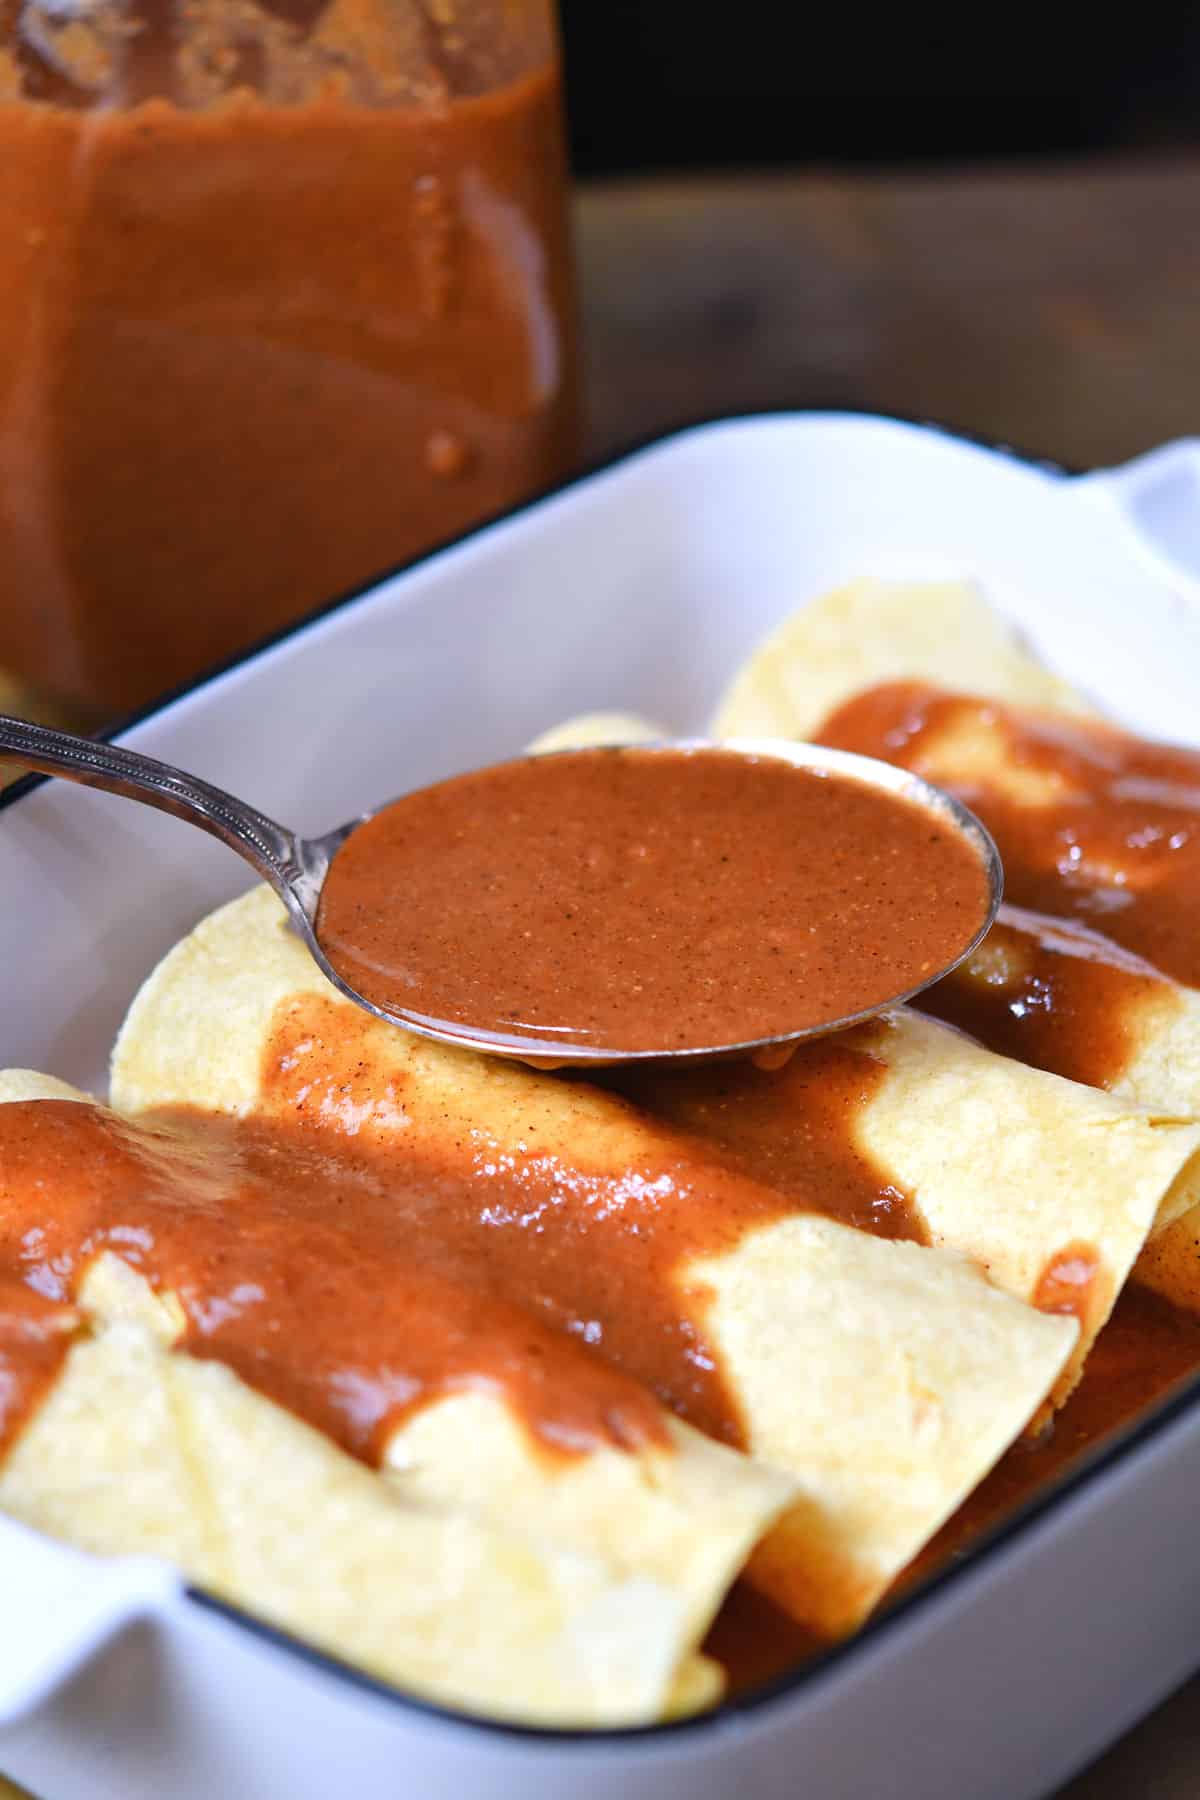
(528, 712), (666, 753)
(918, 904), (1200, 1119)
(111, 887), (1083, 1638)
(711, 576), (1200, 1314)
(620, 1006), (1200, 1400)
(711, 576), (1091, 742)
(0, 1076), (744, 1727)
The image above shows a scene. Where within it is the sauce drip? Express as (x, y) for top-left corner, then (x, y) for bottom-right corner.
(315, 746), (992, 1056)
(0, 1279), (78, 1451)
(0, 1019), (918, 1461)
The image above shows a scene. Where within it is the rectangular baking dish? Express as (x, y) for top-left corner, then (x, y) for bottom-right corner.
(3, 411), (1200, 1800)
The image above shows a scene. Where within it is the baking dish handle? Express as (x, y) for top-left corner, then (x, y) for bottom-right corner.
(0, 1516), (178, 1727)
(1075, 438), (1200, 595)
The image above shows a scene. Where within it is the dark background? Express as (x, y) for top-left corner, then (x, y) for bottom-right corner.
(559, 6), (1200, 175)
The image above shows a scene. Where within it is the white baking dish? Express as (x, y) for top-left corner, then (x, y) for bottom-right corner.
(3, 412), (1200, 1800)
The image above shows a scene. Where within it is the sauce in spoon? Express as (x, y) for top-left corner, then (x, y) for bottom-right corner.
(315, 744), (994, 1057)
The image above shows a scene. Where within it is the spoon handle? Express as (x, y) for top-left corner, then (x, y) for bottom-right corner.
(0, 714), (304, 900)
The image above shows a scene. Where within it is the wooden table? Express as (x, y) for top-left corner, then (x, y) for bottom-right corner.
(4, 152), (1200, 1799)
(575, 153), (1200, 473)
(578, 152), (1200, 1800)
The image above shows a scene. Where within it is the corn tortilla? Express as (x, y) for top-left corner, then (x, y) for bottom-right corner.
(0, 1078), (751, 1727)
(110, 886), (1083, 1637)
(712, 575), (1200, 1315)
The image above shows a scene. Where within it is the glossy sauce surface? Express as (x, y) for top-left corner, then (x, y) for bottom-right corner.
(919, 902), (1168, 1090)
(697, 679), (1200, 1696)
(316, 746), (993, 1055)
(0, 10), (575, 707)
(604, 1046), (926, 1243)
(0, 1020), (916, 1462)
(4, 1020), (1200, 1699)
(818, 684), (1200, 989)
(8, 689), (1200, 1701)
(0, 1278), (78, 1452)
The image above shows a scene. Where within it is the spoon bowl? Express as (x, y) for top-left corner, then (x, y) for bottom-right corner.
(0, 717), (1002, 1067)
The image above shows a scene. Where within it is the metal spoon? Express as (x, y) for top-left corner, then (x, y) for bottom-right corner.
(0, 715), (1002, 1067)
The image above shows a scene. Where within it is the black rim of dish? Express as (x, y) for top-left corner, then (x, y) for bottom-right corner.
(8, 404), (1180, 1751)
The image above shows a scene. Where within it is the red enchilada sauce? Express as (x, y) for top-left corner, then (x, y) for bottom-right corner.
(4, 708), (1200, 1699)
(3, 1071), (1194, 1697)
(817, 683), (1200, 1089)
(689, 676), (1200, 1694)
(921, 903), (1168, 1091)
(315, 745), (993, 1055)
(0, 1023), (923, 1464)
(0, 4), (575, 708)
(0, 1279), (78, 1452)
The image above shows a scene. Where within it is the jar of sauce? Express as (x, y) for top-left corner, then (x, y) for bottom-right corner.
(0, 0), (577, 711)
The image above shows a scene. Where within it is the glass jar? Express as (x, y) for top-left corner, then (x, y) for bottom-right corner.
(0, 0), (577, 712)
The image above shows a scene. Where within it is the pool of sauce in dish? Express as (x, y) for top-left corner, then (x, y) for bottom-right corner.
(894, 1285), (1200, 1594)
(315, 745), (993, 1056)
(710, 1286), (1200, 1695)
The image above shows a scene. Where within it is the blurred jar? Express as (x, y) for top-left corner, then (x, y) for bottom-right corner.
(0, 0), (577, 711)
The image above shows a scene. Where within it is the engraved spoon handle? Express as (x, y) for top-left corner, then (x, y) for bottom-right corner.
(0, 715), (306, 909)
